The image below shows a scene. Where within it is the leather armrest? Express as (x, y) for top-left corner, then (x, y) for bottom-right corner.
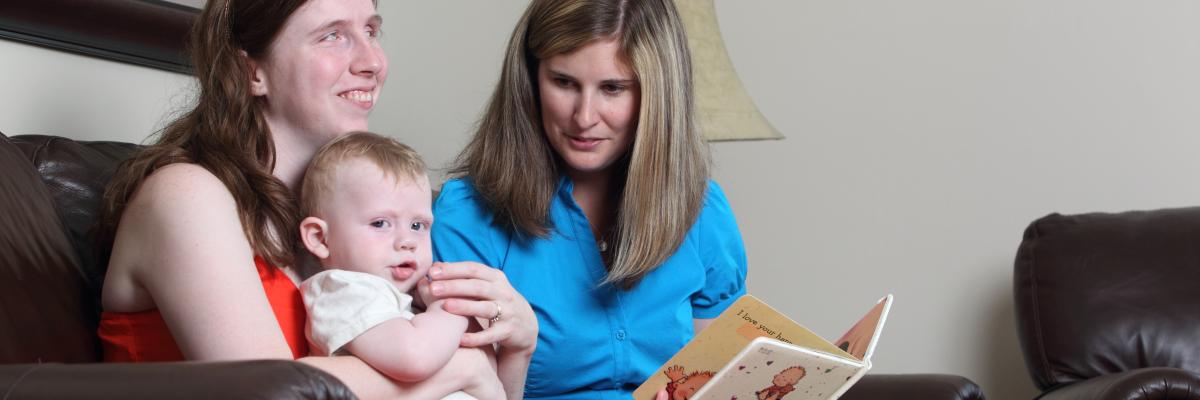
(841, 373), (986, 400)
(0, 360), (356, 399)
(1039, 367), (1200, 400)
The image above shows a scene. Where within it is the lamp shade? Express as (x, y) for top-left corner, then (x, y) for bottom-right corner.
(677, 0), (783, 141)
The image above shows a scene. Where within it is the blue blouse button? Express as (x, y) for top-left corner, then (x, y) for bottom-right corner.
(616, 330), (627, 340)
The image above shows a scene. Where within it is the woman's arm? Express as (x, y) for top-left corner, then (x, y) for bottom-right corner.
(107, 164), (292, 360)
(301, 346), (502, 400)
(426, 261), (538, 400)
(495, 345), (535, 400)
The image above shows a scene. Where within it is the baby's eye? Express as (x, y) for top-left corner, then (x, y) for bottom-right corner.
(409, 221), (427, 231)
(370, 220), (391, 229)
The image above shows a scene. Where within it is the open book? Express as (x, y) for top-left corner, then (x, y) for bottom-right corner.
(632, 294), (893, 400)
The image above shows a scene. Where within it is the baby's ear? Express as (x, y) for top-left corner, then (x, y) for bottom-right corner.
(299, 216), (331, 259)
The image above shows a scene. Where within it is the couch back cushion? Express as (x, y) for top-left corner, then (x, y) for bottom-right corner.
(0, 133), (101, 362)
(1014, 208), (1200, 390)
(7, 135), (142, 315)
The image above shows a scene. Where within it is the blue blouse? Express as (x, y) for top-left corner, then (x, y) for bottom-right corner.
(432, 177), (747, 400)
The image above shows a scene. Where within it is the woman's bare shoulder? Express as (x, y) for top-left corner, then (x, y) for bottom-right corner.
(106, 163), (255, 312)
(106, 163), (294, 359)
(132, 163), (231, 209)
(114, 162), (247, 257)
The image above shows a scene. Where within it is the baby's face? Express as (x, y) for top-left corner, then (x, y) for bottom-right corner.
(318, 159), (433, 293)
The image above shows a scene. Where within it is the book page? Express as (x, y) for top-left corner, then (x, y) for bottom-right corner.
(633, 295), (852, 399)
(694, 338), (863, 400)
(832, 295), (891, 361)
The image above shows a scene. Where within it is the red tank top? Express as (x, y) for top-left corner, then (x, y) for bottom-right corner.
(97, 257), (308, 361)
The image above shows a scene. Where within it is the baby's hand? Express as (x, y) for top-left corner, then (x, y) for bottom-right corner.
(415, 276), (437, 308)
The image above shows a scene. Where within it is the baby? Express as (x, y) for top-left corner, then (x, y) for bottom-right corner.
(298, 132), (502, 399)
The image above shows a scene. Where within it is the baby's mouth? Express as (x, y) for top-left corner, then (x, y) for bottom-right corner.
(390, 261), (416, 280)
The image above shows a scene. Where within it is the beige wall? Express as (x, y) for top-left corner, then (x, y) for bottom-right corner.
(0, 39), (191, 142)
(7, 1), (1200, 398)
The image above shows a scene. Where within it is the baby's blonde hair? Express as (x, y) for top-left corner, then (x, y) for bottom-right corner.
(300, 131), (426, 217)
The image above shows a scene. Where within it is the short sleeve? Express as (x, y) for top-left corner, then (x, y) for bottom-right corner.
(432, 178), (505, 268)
(300, 270), (414, 356)
(691, 181), (749, 319)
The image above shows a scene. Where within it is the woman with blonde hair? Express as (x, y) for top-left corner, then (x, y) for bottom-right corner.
(98, 0), (506, 398)
(429, 0), (748, 397)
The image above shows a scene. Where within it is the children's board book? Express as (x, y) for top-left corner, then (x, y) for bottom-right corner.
(632, 294), (893, 400)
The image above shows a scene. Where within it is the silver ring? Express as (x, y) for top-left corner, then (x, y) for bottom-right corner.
(489, 301), (503, 324)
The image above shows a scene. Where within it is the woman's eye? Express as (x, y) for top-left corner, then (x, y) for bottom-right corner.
(602, 84), (626, 94)
(367, 26), (382, 39)
(553, 78), (573, 88)
(321, 31), (342, 42)
(370, 220), (390, 228)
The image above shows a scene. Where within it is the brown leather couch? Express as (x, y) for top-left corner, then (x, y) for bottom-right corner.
(0, 132), (355, 399)
(1015, 209), (1200, 399)
(0, 132), (984, 399)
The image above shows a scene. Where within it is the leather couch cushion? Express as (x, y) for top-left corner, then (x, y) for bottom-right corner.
(1015, 208), (1200, 390)
(0, 132), (98, 362)
(6, 134), (141, 317)
(0, 359), (358, 399)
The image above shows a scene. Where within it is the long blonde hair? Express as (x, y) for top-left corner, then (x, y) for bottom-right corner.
(452, 0), (708, 289)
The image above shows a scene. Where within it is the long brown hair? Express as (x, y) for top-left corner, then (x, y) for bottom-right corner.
(452, 0), (709, 289)
(99, 0), (311, 268)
